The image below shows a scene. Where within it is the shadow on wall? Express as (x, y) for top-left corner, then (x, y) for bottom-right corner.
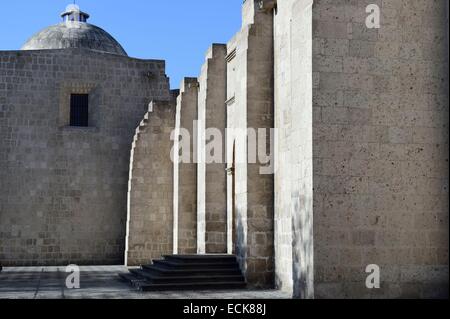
(235, 208), (246, 274)
(292, 190), (313, 299)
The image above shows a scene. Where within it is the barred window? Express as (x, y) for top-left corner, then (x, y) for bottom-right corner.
(70, 94), (89, 127)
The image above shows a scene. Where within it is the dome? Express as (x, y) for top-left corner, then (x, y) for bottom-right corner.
(21, 5), (127, 56)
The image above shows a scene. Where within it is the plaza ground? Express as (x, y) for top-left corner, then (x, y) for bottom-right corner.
(0, 266), (290, 299)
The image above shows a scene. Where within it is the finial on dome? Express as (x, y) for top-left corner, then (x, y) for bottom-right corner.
(61, 3), (90, 22)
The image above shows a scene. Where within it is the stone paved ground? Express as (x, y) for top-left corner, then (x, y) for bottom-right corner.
(0, 266), (291, 299)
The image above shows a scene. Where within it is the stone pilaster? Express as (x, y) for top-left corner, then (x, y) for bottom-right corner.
(197, 44), (228, 254)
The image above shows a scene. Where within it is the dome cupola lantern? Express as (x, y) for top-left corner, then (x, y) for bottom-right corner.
(61, 4), (90, 23)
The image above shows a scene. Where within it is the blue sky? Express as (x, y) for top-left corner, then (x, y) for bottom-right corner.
(0, 1), (243, 88)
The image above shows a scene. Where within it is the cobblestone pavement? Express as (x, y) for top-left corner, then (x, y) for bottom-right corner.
(0, 266), (291, 299)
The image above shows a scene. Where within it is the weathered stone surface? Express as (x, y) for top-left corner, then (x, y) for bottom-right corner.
(0, 48), (170, 266)
(311, 0), (449, 299)
(1, 0), (448, 300)
(125, 98), (176, 266)
(197, 44), (228, 254)
(174, 78), (198, 254)
(274, 0), (314, 299)
(226, 0), (275, 289)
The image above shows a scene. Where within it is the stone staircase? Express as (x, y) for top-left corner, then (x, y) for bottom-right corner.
(119, 255), (247, 291)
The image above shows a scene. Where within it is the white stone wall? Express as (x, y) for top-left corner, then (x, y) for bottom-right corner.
(172, 0), (449, 297)
(197, 44), (228, 254)
(311, 0), (449, 298)
(274, 0), (448, 299)
(6, 0), (445, 298)
(174, 78), (199, 254)
(0, 48), (170, 266)
(125, 99), (176, 266)
(274, 0), (314, 299)
(226, 27), (249, 271)
(226, 0), (275, 288)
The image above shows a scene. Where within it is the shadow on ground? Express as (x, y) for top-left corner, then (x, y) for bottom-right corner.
(0, 266), (290, 299)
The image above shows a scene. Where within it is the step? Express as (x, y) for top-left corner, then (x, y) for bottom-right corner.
(120, 254), (245, 292)
(137, 281), (247, 292)
(141, 264), (241, 277)
(163, 255), (237, 264)
(128, 268), (150, 280)
(129, 269), (245, 284)
(118, 273), (146, 286)
(153, 259), (239, 270)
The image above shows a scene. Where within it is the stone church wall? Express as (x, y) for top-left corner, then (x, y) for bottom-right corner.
(274, 0), (449, 298)
(2, 0), (447, 299)
(274, 0), (314, 299)
(125, 99), (176, 266)
(226, 0), (275, 288)
(0, 48), (170, 266)
(174, 78), (199, 254)
(311, 0), (449, 299)
(197, 44), (228, 254)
